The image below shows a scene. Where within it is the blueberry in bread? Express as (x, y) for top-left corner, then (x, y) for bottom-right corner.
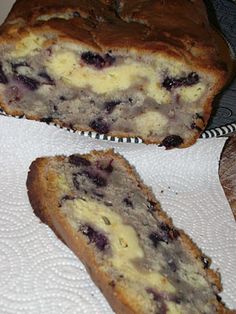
(0, 0), (230, 147)
(27, 150), (232, 313)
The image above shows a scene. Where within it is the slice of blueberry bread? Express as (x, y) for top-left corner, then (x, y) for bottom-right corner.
(27, 150), (232, 313)
(0, 0), (230, 147)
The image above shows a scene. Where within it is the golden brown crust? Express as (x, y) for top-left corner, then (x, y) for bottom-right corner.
(26, 149), (233, 313)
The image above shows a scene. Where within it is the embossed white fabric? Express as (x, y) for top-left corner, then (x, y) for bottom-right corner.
(0, 116), (235, 313)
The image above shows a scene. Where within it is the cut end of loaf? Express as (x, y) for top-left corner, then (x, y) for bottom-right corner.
(0, 0), (229, 147)
(0, 31), (225, 147)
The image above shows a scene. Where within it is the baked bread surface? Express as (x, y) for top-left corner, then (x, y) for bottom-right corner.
(27, 150), (231, 313)
(0, 0), (229, 147)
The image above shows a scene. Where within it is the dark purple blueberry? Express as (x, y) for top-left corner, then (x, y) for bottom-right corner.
(81, 52), (104, 68)
(80, 224), (108, 251)
(73, 175), (80, 190)
(81, 51), (115, 69)
(40, 117), (53, 124)
(89, 118), (110, 134)
(60, 96), (66, 101)
(160, 135), (184, 149)
(11, 61), (29, 73)
(0, 63), (8, 84)
(149, 231), (165, 246)
(92, 175), (107, 187)
(201, 256), (210, 269)
(162, 72), (199, 91)
(123, 197), (133, 208)
(104, 163), (113, 173)
(104, 100), (121, 114)
(17, 75), (40, 90)
(167, 259), (177, 272)
(160, 223), (180, 240)
(84, 170), (107, 187)
(69, 155), (91, 167)
(104, 53), (116, 67)
(38, 72), (55, 85)
(170, 295), (181, 304)
(73, 11), (81, 17)
(162, 77), (177, 90)
(46, 47), (52, 56)
(190, 122), (202, 132)
(92, 190), (104, 198)
(185, 72), (199, 85)
(149, 223), (179, 246)
(146, 288), (162, 301)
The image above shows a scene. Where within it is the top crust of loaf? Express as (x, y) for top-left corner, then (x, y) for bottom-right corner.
(0, 0), (229, 83)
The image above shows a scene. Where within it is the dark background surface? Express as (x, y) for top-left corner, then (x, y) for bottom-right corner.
(207, 0), (236, 130)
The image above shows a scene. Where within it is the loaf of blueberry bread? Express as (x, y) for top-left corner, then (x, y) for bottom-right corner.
(27, 150), (232, 313)
(0, 0), (230, 147)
